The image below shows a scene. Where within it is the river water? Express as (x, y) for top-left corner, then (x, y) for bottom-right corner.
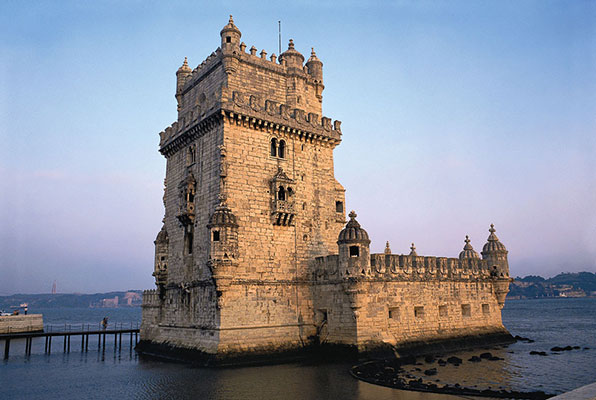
(1, 298), (595, 399)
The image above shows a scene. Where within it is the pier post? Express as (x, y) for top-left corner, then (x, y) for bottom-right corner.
(85, 334), (89, 352)
(45, 336), (48, 353)
(4, 339), (9, 359)
(81, 334), (85, 351)
(63, 335), (67, 352)
(129, 331), (133, 348)
(48, 336), (52, 354)
(102, 332), (106, 352)
(98, 333), (101, 350)
(67, 335), (71, 352)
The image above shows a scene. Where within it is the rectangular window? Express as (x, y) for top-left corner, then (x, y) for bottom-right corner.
(461, 304), (471, 317)
(414, 306), (425, 319)
(439, 305), (448, 317)
(212, 231), (220, 242)
(349, 245), (359, 257)
(388, 307), (400, 321)
(336, 201), (344, 213)
(482, 304), (490, 315)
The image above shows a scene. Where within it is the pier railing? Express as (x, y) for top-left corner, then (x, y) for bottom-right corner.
(0, 322), (140, 360)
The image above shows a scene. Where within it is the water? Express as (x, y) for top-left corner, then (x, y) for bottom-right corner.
(1, 299), (595, 399)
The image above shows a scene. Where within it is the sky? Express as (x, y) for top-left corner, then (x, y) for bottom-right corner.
(0, 1), (595, 295)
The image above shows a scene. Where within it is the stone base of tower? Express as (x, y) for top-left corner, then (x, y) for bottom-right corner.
(136, 328), (513, 367)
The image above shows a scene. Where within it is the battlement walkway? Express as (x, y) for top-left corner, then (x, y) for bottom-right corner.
(1, 323), (139, 359)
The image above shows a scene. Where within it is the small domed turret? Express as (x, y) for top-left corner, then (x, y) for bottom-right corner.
(459, 235), (480, 260)
(409, 243), (417, 256)
(279, 39), (305, 68)
(482, 224), (507, 254)
(176, 57), (192, 95)
(481, 224), (510, 279)
(207, 198), (239, 261)
(208, 201), (239, 228)
(337, 211), (371, 276)
(338, 211), (370, 245)
(306, 48), (323, 82)
(220, 15), (241, 51)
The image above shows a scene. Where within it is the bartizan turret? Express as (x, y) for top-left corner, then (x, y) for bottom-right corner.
(481, 224), (512, 308)
(305, 48), (324, 101)
(176, 57), (192, 111)
(337, 211), (371, 314)
(338, 211), (371, 278)
(206, 197), (239, 306)
(153, 225), (169, 298)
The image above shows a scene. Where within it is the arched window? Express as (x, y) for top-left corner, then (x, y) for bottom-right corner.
(287, 187), (293, 197)
(278, 186), (286, 201)
(278, 140), (286, 158)
(270, 138), (277, 157)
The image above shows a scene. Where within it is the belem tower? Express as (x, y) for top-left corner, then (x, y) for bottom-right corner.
(139, 16), (513, 363)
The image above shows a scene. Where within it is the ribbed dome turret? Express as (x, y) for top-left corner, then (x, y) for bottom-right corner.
(459, 235), (480, 260)
(207, 201), (238, 228)
(279, 39), (305, 68)
(482, 224), (507, 254)
(220, 15), (241, 38)
(337, 211), (370, 244)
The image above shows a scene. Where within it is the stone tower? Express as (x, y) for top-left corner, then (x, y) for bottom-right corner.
(140, 16), (345, 360)
(140, 17), (513, 363)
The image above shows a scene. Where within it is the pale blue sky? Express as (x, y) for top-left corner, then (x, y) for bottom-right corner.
(1, 1), (595, 294)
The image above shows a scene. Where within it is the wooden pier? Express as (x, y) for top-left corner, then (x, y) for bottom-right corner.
(1, 324), (139, 359)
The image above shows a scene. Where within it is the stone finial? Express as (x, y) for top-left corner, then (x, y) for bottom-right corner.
(228, 15), (234, 24)
(260, 49), (267, 59)
(250, 46), (257, 56)
(270, 53), (277, 63)
(487, 224), (500, 242)
(384, 241), (392, 255)
(460, 235), (480, 260)
(348, 210), (357, 220)
(177, 57), (191, 73)
(288, 39), (295, 49)
(240, 42), (246, 52)
(409, 243), (417, 256)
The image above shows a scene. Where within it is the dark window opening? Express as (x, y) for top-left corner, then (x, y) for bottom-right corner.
(439, 305), (448, 317)
(226, 36), (231, 43)
(270, 138), (277, 157)
(161, 256), (166, 261)
(278, 140), (286, 158)
(462, 304), (471, 317)
(185, 229), (194, 255)
(335, 201), (343, 213)
(414, 306), (425, 319)
(482, 304), (490, 314)
(389, 307), (400, 320)
(278, 186), (286, 201)
(188, 192), (194, 202)
(349, 245), (359, 257)
(287, 187), (293, 197)
(213, 231), (220, 242)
